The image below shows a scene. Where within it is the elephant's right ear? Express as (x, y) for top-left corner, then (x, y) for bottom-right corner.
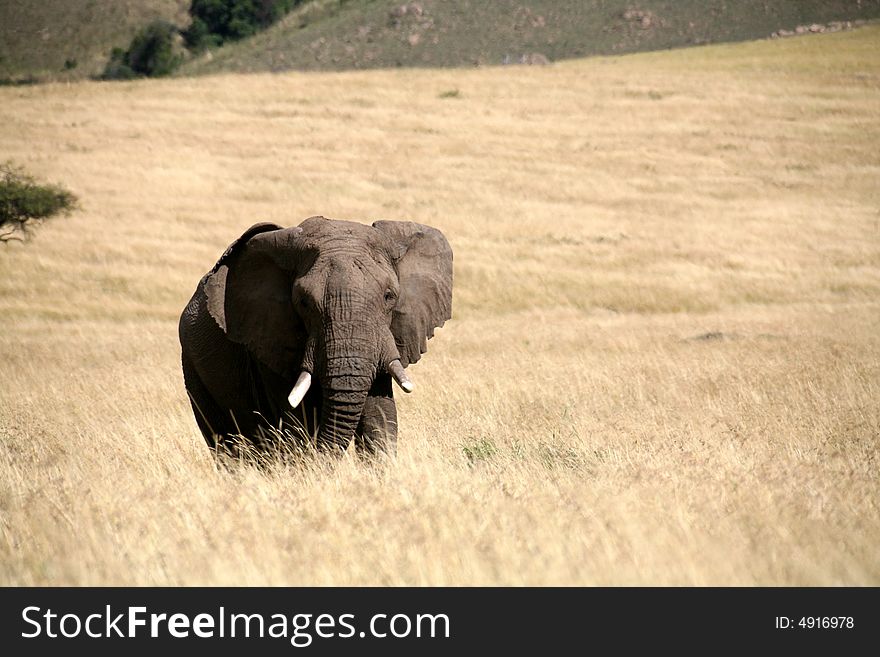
(205, 223), (306, 378)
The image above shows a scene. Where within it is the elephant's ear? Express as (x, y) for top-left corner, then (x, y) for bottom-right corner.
(205, 223), (306, 378)
(373, 220), (453, 367)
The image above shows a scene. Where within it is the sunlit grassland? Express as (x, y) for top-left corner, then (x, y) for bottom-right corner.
(1, 27), (878, 585)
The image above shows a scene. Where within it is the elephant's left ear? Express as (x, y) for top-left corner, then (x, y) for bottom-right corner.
(373, 220), (453, 367)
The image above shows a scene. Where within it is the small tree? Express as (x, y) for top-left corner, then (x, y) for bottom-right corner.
(0, 162), (78, 242)
(102, 21), (183, 79)
(127, 20), (182, 76)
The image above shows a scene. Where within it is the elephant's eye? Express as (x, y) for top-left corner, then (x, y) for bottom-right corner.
(384, 289), (396, 304)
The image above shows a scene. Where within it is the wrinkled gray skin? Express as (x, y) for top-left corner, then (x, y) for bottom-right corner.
(179, 216), (453, 458)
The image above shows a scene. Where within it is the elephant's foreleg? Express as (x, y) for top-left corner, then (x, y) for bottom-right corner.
(182, 354), (228, 452)
(355, 375), (397, 458)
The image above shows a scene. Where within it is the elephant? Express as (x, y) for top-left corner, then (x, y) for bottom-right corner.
(178, 215), (453, 459)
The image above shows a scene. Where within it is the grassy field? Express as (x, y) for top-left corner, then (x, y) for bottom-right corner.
(1, 26), (879, 586)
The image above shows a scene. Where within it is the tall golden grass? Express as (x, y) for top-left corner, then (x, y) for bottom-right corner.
(1, 27), (878, 585)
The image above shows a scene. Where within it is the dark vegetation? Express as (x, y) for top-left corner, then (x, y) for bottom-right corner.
(102, 1), (302, 79)
(184, 0), (301, 50)
(0, 163), (78, 243)
(102, 21), (183, 79)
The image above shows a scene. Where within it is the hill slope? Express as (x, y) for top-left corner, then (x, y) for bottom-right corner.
(182, 0), (880, 74)
(0, 0), (189, 80)
(2, 0), (879, 81)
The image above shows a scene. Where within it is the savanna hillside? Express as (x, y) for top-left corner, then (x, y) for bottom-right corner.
(0, 0), (190, 80)
(3, 0), (880, 80)
(1, 27), (878, 585)
(184, 0), (880, 74)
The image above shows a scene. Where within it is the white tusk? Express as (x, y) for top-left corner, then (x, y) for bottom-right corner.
(287, 371), (312, 408)
(388, 359), (414, 393)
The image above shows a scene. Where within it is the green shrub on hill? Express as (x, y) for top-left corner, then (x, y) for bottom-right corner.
(102, 20), (183, 79)
(184, 0), (300, 50)
(99, 2), (301, 78)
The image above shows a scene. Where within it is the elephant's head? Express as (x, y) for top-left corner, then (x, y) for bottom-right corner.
(204, 216), (452, 449)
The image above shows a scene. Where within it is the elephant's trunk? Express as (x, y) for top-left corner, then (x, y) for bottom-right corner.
(316, 354), (375, 451)
(311, 283), (386, 450)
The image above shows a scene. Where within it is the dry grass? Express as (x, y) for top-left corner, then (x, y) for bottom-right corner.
(1, 27), (879, 585)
